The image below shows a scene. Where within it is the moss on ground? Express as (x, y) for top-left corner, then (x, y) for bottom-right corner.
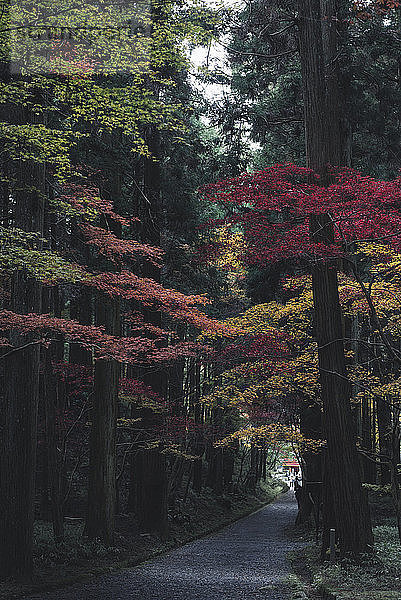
(289, 486), (401, 600)
(0, 478), (286, 599)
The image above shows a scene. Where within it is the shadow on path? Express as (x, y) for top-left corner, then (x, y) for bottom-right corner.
(28, 492), (302, 600)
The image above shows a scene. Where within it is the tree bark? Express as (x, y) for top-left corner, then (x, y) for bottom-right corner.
(133, 125), (168, 534)
(298, 0), (328, 173)
(297, 402), (323, 525)
(69, 287), (93, 366)
(310, 214), (373, 555)
(135, 443), (168, 535)
(377, 396), (392, 485)
(44, 345), (64, 543)
(0, 158), (44, 579)
(192, 364), (204, 493)
(361, 393), (376, 484)
(298, 0), (373, 554)
(85, 294), (120, 544)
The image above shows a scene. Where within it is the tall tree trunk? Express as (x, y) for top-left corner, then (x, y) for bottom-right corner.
(298, 0), (328, 174)
(169, 357), (185, 417)
(320, 0), (352, 166)
(298, 0), (373, 554)
(310, 214), (373, 555)
(135, 441), (168, 535)
(44, 345), (64, 543)
(69, 288), (93, 366)
(85, 294), (120, 544)
(390, 402), (401, 542)
(192, 363), (204, 493)
(361, 394), (376, 483)
(206, 396), (224, 495)
(296, 402), (323, 525)
(40, 209), (67, 536)
(85, 132), (123, 543)
(0, 158), (44, 579)
(295, 0), (328, 530)
(377, 396), (392, 485)
(133, 125), (168, 534)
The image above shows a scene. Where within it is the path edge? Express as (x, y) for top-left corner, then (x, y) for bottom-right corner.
(15, 489), (289, 599)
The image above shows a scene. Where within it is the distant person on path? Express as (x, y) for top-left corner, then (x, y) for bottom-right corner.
(289, 473), (295, 490)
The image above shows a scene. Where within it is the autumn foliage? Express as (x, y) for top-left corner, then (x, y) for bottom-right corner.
(200, 164), (401, 265)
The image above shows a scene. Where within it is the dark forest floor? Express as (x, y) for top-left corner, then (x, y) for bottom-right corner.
(1, 479), (286, 599)
(289, 485), (401, 600)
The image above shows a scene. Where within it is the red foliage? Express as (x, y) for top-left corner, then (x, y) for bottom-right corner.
(52, 362), (93, 396)
(119, 377), (165, 404)
(123, 311), (170, 338)
(58, 183), (134, 226)
(90, 270), (235, 333)
(149, 340), (216, 364)
(216, 332), (291, 364)
(200, 164), (401, 266)
(81, 224), (163, 266)
(0, 311), (217, 365)
(0, 310), (156, 363)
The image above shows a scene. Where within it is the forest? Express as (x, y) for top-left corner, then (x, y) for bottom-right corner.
(1, 1), (401, 599)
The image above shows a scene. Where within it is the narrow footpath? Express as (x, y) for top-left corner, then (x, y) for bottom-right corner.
(28, 492), (302, 600)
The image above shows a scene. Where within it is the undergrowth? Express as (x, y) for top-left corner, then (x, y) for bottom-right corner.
(290, 486), (401, 600)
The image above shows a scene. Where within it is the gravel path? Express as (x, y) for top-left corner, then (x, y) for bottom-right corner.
(28, 492), (301, 600)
